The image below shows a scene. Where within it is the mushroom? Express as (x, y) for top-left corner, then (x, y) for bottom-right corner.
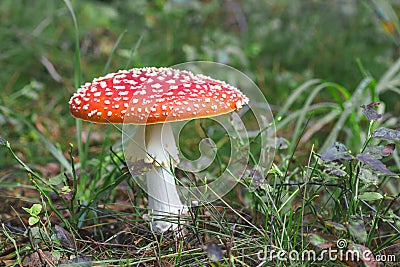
(69, 67), (249, 233)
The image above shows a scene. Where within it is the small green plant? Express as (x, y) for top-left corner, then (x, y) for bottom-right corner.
(306, 103), (399, 265)
(22, 203), (43, 226)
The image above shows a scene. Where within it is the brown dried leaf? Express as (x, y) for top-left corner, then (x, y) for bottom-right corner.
(54, 225), (76, 251)
(309, 233), (334, 249)
(28, 250), (57, 267)
(348, 243), (378, 267)
(348, 215), (367, 243)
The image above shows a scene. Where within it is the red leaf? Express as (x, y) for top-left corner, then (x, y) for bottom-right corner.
(382, 143), (395, 156)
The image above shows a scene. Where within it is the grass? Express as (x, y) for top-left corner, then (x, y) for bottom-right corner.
(1, 0), (400, 266)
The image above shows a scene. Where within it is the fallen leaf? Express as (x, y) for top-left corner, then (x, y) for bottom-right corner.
(348, 243), (378, 267)
(205, 242), (223, 262)
(28, 250), (57, 267)
(309, 233), (334, 249)
(348, 216), (367, 243)
(324, 221), (347, 232)
(54, 225), (76, 251)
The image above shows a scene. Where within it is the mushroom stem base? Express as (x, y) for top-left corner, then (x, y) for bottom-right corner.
(144, 123), (187, 233)
(146, 166), (187, 233)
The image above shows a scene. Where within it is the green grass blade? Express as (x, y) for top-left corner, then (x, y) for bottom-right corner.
(11, 112), (71, 173)
(63, 0), (84, 170)
(102, 30), (127, 75)
(320, 77), (374, 152)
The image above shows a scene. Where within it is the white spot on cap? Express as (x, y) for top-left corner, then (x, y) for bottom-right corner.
(107, 111), (112, 117)
(100, 81), (107, 88)
(151, 83), (161, 89)
(118, 91), (129, 96)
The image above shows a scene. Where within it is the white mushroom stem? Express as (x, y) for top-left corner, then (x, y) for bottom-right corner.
(143, 123), (187, 233)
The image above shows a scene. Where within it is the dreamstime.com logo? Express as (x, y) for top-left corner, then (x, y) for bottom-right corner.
(256, 239), (397, 266)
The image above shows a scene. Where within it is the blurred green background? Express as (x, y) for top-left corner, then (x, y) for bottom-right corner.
(0, 0), (398, 166)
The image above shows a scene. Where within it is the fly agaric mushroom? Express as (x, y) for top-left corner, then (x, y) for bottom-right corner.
(69, 67), (249, 233)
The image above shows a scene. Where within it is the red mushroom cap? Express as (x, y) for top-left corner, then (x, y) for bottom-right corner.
(69, 67), (249, 124)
